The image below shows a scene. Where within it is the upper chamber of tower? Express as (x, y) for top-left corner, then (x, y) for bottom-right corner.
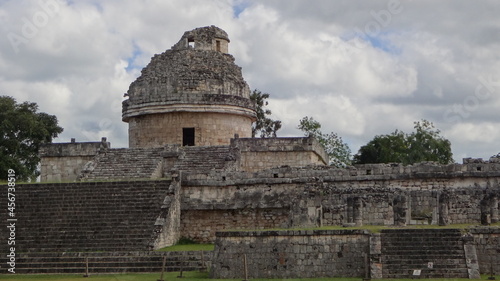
(122, 26), (256, 148)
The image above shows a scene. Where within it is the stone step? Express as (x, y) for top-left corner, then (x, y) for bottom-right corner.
(383, 272), (468, 279)
(0, 180), (171, 252)
(383, 261), (467, 267)
(381, 248), (464, 254)
(0, 251), (212, 274)
(380, 229), (468, 279)
(382, 256), (466, 261)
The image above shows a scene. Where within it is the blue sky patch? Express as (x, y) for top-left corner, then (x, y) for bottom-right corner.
(232, 1), (250, 18)
(126, 43), (142, 72)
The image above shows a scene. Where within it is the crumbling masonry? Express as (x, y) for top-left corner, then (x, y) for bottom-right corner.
(4, 26), (498, 278)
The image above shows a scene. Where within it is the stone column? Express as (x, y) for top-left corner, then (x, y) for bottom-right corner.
(353, 197), (363, 227)
(462, 233), (481, 279)
(346, 197), (354, 224)
(438, 192), (449, 226)
(480, 197), (491, 225)
(290, 198), (320, 228)
(392, 195), (408, 226)
(369, 233), (382, 279)
(490, 196), (498, 223)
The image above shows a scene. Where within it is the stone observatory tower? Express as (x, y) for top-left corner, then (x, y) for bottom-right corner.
(122, 26), (256, 148)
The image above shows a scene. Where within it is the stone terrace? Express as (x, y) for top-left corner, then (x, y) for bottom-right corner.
(79, 145), (237, 181)
(5, 251), (211, 274)
(380, 229), (474, 279)
(0, 180), (172, 253)
(79, 147), (165, 181)
(170, 145), (237, 172)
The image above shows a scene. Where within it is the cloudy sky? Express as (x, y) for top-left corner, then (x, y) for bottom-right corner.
(1, 0), (499, 162)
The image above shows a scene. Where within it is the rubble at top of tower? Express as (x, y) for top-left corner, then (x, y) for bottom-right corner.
(122, 25), (254, 122)
(171, 25), (230, 53)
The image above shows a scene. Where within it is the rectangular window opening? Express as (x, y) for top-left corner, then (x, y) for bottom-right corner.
(216, 40), (221, 52)
(188, 38), (195, 48)
(183, 128), (195, 146)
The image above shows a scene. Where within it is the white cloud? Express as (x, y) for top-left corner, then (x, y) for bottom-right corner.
(0, 0), (498, 160)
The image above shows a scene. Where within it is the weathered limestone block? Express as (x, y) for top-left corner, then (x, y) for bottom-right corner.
(122, 26), (256, 148)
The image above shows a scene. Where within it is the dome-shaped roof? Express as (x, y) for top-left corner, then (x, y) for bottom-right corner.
(122, 26), (255, 122)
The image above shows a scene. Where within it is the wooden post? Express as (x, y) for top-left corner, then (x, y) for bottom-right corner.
(488, 249), (496, 280)
(83, 257), (90, 278)
(363, 252), (371, 281)
(242, 254), (248, 281)
(200, 250), (206, 272)
(157, 256), (167, 281)
(177, 259), (184, 278)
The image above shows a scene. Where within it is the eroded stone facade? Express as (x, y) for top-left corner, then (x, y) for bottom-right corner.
(128, 112), (253, 147)
(39, 138), (109, 182)
(123, 25), (255, 148)
(233, 137), (328, 171)
(179, 161), (500, 242)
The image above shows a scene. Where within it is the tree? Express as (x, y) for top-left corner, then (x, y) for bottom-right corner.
(298, 116), (352, 167)
(0, 96), (63, 181)
(354, 119), (453, 165)
(250, 89), (282, 138)
(352, 130), (408, 164)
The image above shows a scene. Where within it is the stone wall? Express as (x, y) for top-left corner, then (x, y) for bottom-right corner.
(211, 228), (499, 279)
(128, 112), (253, 147)
(210, 230), (370, 279)
(150, 174), (182, 249)
(39, 138), (109, 182)
(0, 179), (172, 252)
(179, 163), (500, 242)
(172, 25), (230, 53)
(471, 228), (500, 275)
(232, 137), (328, 172)
(180, 208), (289, 243)
(122, 26), (256, 149)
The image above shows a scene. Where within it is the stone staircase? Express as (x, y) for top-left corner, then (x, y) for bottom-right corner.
(172, 145), (236, 172)
(0, 180), (171, 253)
(80, 147), (164, 180)
(380, 229), (469, 279)
(2, 251), (211, 274)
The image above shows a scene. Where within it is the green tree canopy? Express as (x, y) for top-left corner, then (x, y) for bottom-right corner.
(354, 120), (453, 165)
(298, 116), (351, 167)
(0, 96), (63, 181)
(250, 89), (282, 138)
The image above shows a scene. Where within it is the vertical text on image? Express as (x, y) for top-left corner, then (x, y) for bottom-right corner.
(7, 168), (17, 274)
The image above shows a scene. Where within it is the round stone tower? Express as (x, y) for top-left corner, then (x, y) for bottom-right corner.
(122, 26), (256, 148)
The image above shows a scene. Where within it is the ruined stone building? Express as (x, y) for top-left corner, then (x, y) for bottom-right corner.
(2, 26), (499, 278)
(39, 25), (328, 182)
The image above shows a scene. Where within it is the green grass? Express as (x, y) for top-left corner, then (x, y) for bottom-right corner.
(224, 222), (499, 234)
(156, 237), (215, 252)
(0, 271), (207, 281)
(1, 273), (498, 281)
(157, 243), (214, 252)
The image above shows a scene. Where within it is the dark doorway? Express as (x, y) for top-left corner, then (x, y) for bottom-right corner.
(183, 128), (195, 146)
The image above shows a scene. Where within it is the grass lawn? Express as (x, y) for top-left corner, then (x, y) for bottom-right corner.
(1, 273), (498, 281)
(157, 243), (214, 252)
(223, 222), (500, 234)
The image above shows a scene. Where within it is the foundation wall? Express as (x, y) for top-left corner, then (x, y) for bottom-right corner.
(232, 137), (328, 172)
(471, 228), (500, 275)
(128, 112), (253, 147)
(39, 140), (108, 182)
(211, 230), (370, 279)
(40, 156), (95, 182)
(180, 209), (289, 243)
